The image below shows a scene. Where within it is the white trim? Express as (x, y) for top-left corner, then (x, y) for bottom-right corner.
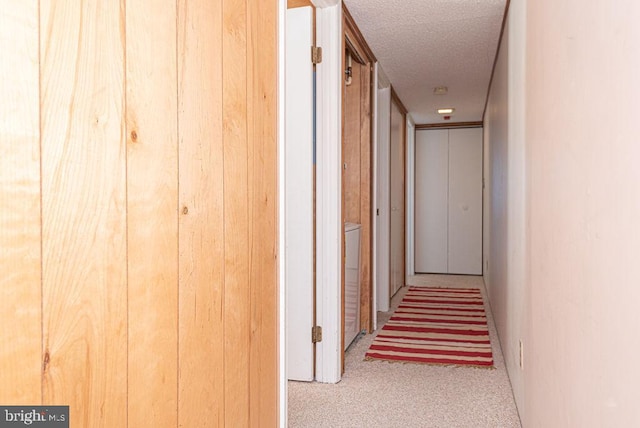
(277, 0), (287, 424)
(371, 63), (379, 331)
(311, 0), (340, 7)
(375, 87), (391, 312)
(314, 3), (342, 384)
(406, 115), (416, 278)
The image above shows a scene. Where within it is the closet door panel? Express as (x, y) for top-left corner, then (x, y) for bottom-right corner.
(415, 129), (448, 273)
(448, 128), (483, 275)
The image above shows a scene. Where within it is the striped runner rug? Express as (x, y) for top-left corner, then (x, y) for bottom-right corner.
(365, 287), (494, 368)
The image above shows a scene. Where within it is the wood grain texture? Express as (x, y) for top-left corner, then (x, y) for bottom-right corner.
(126, 1), (178, 426)
(288, 0), (313, 8)
(222, 0), (250, 423)
(177, 0), (225, 425)
(0, 0), (42, 405)
(40, 1), (127, 426)
(343, 3), (376, 63)
(247, 0), (279, 424)
(391, 86), (408, 116)
(344, 60), (361, 223)
(359, 63), (372, 332)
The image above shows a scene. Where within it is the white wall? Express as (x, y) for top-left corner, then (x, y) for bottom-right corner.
(483, 0), (526, 418)
(524, 0), (640, 426)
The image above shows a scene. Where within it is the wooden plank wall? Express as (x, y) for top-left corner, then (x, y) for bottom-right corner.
(343, 53), (373, 336)
(0, 0), (42, 405)
(344, 63), (362, 224)
(0, 1), (278, 426)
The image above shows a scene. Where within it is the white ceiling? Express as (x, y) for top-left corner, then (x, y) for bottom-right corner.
(344, 0), (507, 125)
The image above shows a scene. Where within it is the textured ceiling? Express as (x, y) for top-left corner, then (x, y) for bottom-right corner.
(344, 0), (506, 124)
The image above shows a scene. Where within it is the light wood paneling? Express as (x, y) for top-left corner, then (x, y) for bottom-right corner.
(247, 0), (279, 423)
(343, 11), (375, 345)
(288, 0), (313, 8)
(344, 60), (362, 223)
(0, 0), (42, 405)
(1, 1), (279, 425)
(343, 4), (376, 63)
(177, 0), (225, 425)
(359, 64), (372, 332)
(222, 0), (251, 424)
(126, 1), (178, 426)
(40, 1), (127, 426)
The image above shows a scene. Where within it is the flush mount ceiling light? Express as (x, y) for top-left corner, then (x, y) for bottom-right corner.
(438, 108), (455, 114)
(433, 86), (448, 95)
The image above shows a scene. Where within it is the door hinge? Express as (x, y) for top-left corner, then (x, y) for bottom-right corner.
(312, 46), (323, 65)
(312, 326), (323, 343)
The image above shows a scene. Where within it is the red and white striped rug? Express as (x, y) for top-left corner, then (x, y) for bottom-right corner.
(365, 286), (494, 368)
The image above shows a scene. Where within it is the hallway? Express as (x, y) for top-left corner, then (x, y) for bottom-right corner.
(288, 275), (521, 427)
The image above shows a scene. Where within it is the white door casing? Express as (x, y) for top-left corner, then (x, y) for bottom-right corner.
(375, 86), (390, 312)
(285, 6), (314, 381)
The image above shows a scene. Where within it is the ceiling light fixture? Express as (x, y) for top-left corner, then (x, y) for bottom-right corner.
(433, 86), (448, 95)
(438, 108), (455, 114)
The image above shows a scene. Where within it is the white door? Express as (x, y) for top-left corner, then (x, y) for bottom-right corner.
(448, 128), (483, 274)
(414, 128), (483, 275)
(415, 129), (448, 273)
(375, 87), (391, 312)
(285, 6), (314, 381)
(389, 101), (404, 296)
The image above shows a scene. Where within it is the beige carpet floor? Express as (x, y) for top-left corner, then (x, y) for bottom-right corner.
(287, 274), (522, 428)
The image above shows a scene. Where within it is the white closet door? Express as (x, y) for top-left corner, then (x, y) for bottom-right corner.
(415, 129), (449, 273)
(389, 101), (404, 296)
(376, 88), (391, 311)
(448, 128), (483, 275)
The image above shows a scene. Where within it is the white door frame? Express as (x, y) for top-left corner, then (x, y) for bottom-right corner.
(371, 63), (379, 330)
(406, 116), (416, 278)
(285, 5), (316, 382)
(313, 0), (342, 384)
(375, 84), (391, 312)
(277, 1), (286, 425)
(279, 2), (343, 426)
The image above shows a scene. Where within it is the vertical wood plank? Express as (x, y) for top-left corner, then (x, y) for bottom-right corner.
(177, 0), (225, 426)
(359, 63), (372, 332)
(344, 61), (361, 223)
(0, 0), (42, 405)
(126, 1), (178, 426)
(287, 0), (313, 8)
(222, 0), (250, 424)
(247, 0), (279, 424)
(40, 1), (127, 426)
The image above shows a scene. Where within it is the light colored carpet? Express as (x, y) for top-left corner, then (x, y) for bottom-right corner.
(287, 274), (522, 428)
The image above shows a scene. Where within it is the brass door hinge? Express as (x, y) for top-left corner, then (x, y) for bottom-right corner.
(312, 46), (323, 65)
(312, 326), (323, 343)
